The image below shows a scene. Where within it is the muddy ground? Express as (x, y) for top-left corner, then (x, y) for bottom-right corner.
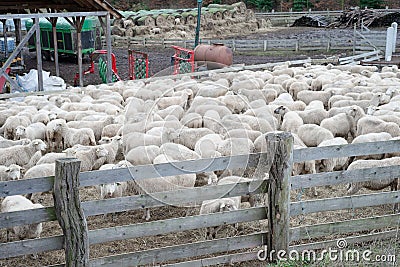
(22, 27), (356, 87)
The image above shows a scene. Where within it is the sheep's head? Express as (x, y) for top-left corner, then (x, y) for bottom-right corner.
(96, 147), (109, 158)
(99, 183), (123, 199)
(273, 105), (288, 116)
(15, 126), (26, 139)
(346, 105), (364, 121)
(98, 136), (112, 144)
(219, 199), (237, 212)
(32, 139), (47, 151)
(4, 164), (22, 180)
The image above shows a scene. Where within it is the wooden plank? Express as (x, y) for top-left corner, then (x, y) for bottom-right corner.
(0, 180), (268, 229)
(291, 165), (400, 190)
(290, 230), (398, 252)
(89, 232), (267, 267)
(88, 207), (267, 245)
(290, 213), (400, 242)
(1, 139), (399, 196)
(293, 140), (400, 162)
(161, 251), (259, 267)
(0, 236), (64, 259)
(291, 191), (400, 216)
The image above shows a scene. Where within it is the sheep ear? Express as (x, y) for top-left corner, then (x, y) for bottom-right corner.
(5, 168), (10, 173)
(220, 203), (226, 210)
(33, 140), (39, 145)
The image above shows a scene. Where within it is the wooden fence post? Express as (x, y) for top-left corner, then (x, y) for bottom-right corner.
(53, 158), (89, 267)
(265, 132), (293, 262)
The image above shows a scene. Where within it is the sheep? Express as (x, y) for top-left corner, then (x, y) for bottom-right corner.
(0, 139), (47, 166)
(296, 90), (331, 107)
(320, 105), (365, 140)
(225, 129), (261, 143)
(36, 152), (67, 165)
(0, 164), (22, 181)
(297, 124), (334, 147)
(46, 119), (67, 152)
(101, 123), (122, 138)
(316, 137), (348, 173)
(99, 136), (122, 164)
(279, 111), (303, 133)
(304, 100), (325, 110)
(123, 132), (162, 153)
(159, 142), (200, 161)
(174, 17), (181, 25)
(163, 127), (214, 150)
(199, 198), (238, 239)
(194, 133), (222, 156)
(218, 94), (249, 114)
(288, 81), (309, 99)
(0, 138), (31, 149)
(156, 89), (192, 110)
(64, 146), (109, 172)
(347, 157), (400, 195)
(331, 92), (389, 111)
(131, 154), (196, 220)
(1, 195), (43, 243)
(274, 105), (327, 125)
(53, 119), (96, 149)
(180, 113), (203, 128)
(217, 138), (254, 156)
(125, 145), (161, 166)
(31, 111), (50, 124)
(15, 122), (46, 141)
(66, 116), (114, 141)
(197, 84), (228, 98)
(357, 116), (400, 137)
(1, 115), (31, 140)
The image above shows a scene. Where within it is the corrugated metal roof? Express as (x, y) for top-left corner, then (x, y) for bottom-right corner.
(0, 0), (122, 18)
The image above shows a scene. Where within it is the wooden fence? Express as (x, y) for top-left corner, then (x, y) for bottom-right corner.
(0, 133), (399, 266)
(107, 28), (396, 54)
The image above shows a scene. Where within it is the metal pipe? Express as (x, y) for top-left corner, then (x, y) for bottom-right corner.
(385, 26), (394, 61)
(194, 0), (203, 48)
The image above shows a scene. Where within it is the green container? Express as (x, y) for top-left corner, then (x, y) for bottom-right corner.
(25, 17), (100, 57)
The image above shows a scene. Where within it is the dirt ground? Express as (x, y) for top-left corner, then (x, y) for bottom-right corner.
(22, 27), (355, 88)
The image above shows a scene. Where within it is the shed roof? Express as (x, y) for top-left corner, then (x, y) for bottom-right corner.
(0, 0), (122, 18)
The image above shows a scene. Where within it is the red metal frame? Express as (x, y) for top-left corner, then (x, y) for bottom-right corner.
(171, 45), (195, 75)
(128, 50), (149, 80)
(0, 67), (10, 93)
(73, 50), (119, 86)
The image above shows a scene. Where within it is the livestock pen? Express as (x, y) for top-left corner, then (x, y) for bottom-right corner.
(0, 132), (399, 266)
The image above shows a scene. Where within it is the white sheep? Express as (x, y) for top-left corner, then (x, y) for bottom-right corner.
(123, 132), (162, 153)
(297, 124), (334, 147)
(126, 145), (161, 166)
(131, 154), (196, 220)
(357, 116), (400, 137)
(66, 116), (114, 141)
(320, 105), (365, 140)
(0, 164), (22, 181)
(163, 127), (214, 150)
(0, 139), (47, 166)
(347, 157), (400, 195)
(36, 152), (67, 165)
(53, 119), (96, 149)
(351, 132), (393, 160)
(64, 146), (109, 172)
(101, 123), (122, 138)
(0, 115), (31, 140)
(280, 111), (303, 133)
(180, 113), (203, 128)
(0, 138), (31, 149)
(316, 137), (348, 173)
(1, 195), (43, 242)
(15, 122), (46, 141)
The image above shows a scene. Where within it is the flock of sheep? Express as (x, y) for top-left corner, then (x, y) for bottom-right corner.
(1, 61), (400, 248)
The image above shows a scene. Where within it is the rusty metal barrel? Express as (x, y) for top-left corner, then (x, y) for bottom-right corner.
(194, 43), (233, 68)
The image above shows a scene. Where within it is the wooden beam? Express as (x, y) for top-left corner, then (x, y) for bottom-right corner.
(51, 17), (59, 77)
(53, 158), (89, 267)
(75, 16), (84, 87)
(35, 17), (43, 91)
(106, 12), (112, 83)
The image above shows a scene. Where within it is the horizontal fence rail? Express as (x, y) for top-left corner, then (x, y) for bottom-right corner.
(1, 140), (399, 198)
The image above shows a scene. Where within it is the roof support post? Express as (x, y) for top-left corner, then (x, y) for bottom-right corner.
(106, 12), (112, 83)
(35, 17), (43, 91)
(51, 17), (59, 77)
